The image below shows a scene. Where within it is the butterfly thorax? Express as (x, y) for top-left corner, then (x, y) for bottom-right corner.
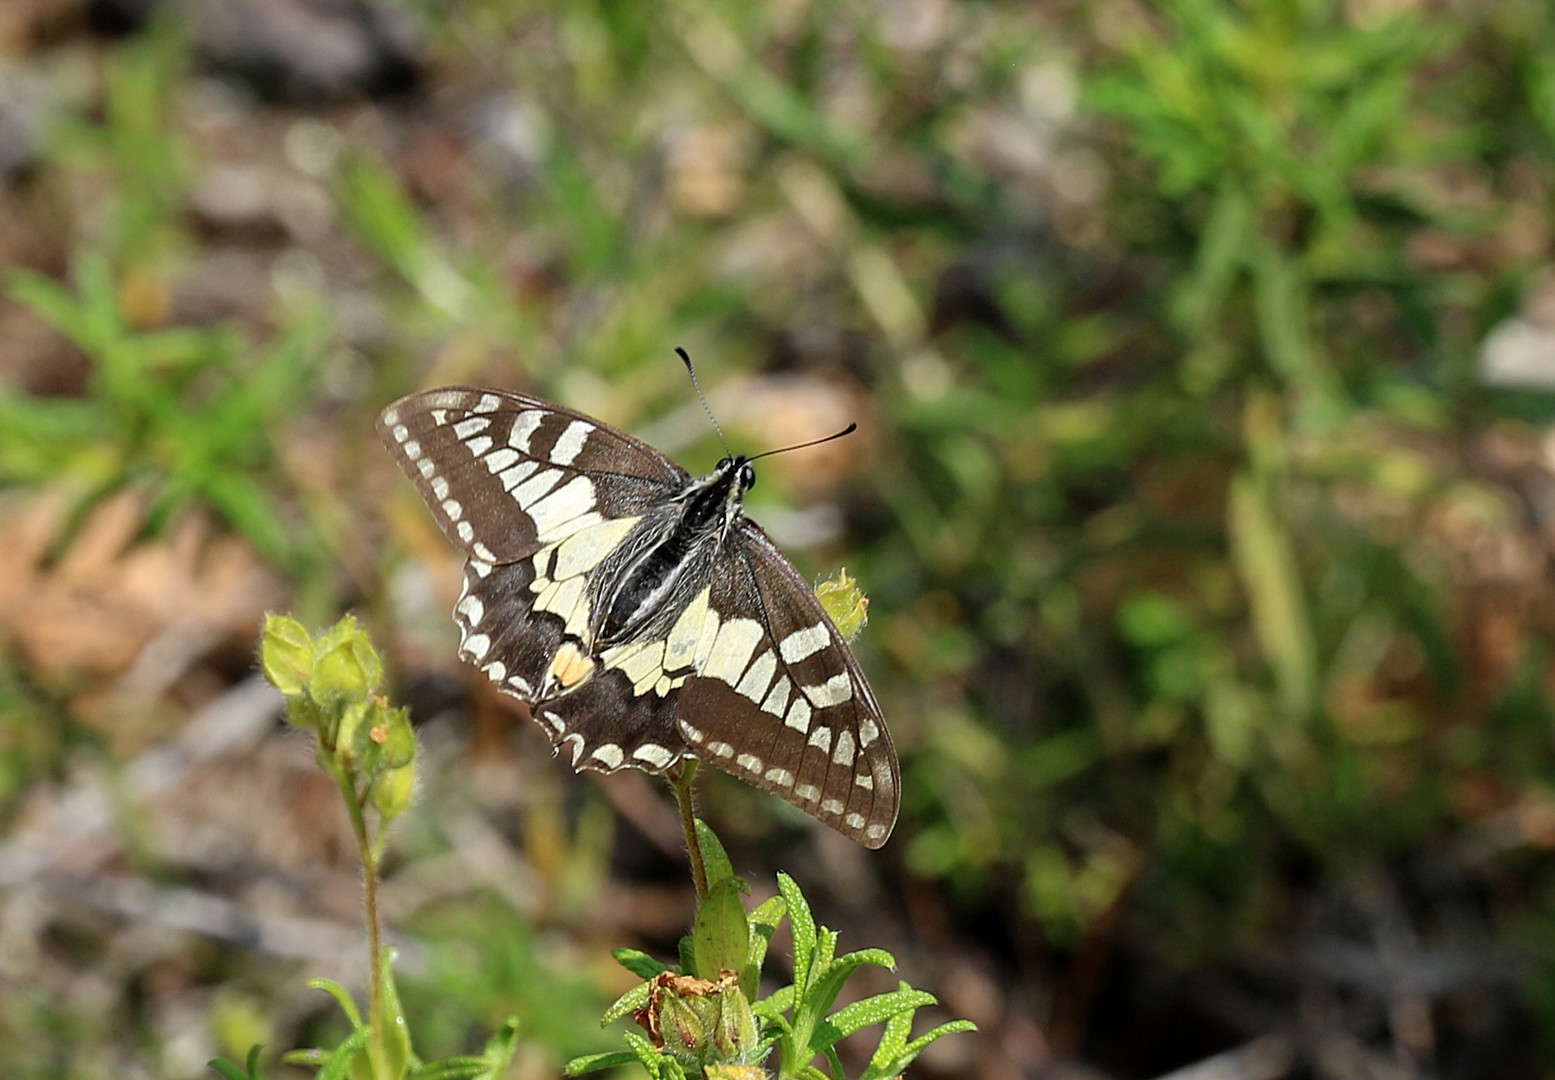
(594, 457), (754, 647)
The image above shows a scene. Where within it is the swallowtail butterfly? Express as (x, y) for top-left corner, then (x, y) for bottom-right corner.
(378, 381), (899, 847)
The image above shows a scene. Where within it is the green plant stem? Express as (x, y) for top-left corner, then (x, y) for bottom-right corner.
(328, 759), (387, 1074)
(669, 760), (708, 901)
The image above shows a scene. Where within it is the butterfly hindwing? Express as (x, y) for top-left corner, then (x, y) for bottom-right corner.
(675, 521), (898, 848)
(454, 557), (687, 774)
(378, 387), (687, 563)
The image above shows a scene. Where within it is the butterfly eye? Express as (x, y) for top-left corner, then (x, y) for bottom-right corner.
(717, 457), (732, 471)
(740, 463), (756, 490)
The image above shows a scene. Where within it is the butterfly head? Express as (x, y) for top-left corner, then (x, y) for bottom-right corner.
(718, 455), (757, 493)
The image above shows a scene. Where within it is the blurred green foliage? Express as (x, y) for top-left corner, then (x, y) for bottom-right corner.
(6, 0), (1555, 1074)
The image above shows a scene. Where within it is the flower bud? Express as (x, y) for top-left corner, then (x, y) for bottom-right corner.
(816, 568), (869, 642)
(311, 639), (372, 705)
(710, 983), (758, 1062)
(369, 762), (417, 820)
(260, 614), (314, 696)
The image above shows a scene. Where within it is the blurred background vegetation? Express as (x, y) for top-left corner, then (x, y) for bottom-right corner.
(3, 0), (1555, 1077)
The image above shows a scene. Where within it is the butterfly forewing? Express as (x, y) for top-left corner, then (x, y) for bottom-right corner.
(378, 387), (686, 562)
(379, 384), (900, 849)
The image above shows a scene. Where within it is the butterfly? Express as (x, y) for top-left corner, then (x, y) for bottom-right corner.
(377, 381), (899, 848)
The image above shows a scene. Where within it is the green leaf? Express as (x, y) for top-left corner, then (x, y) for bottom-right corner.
(800, 948), (897, 1037)
(314, 1026), (371, 1080)
(752, 985), (794, 1020)
(776, 874), (815, 997)
(613, 947), (671, 980)
(601, 979), (653, 1026)
(206, 1044), (265, 1080)
(743, 893), (785, 999)
(306, 978), (365, 1028)
(695, 818), (737, 891)
(693, 876), (751, 979)
(896, 1020), (978, 1063)
(812, 988), (936, 1052)
(378, 945), (414, 1078)
(564, 1050), (642, 1076)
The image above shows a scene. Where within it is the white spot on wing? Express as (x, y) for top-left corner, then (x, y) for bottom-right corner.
(807, 725), (831, 752)
(549, 419), (593, 466)
(456, 594), (485, 626)
(795, 784), (820, 802)
(442, 498), (463, 521)
(529, 476), (596, 540)
(465, 434), (493, 457)
(512, 469), (564, 505)
(784, 696), (811, 733)
(509, 410), (544, 451)
(485, 447), (520, 473)
(403, 440), (422, 460)
(701, 618), (764, 685)
(431, 475), (450, 500)
(456, 521), (474, 543)
(664, 587), (713, 672)
(591, 743), (624, 769)
(633, 744), (676, 769)
(551, 515), (640, 579)
(822, 798), (844, 814)
(859, 717), (880, 747)
(763, 767), (794, 787)
(761, 677), (791, 718)
(603, 639), (667, 693)
(453, 416), (490, 439)
(735, 651), (777, 702)
(832, 729), (856, 766)
(779, 624), (830, 664)
(474, 393), (501, 413)
(803, 673), (853, 708)
(463, 633), (491, 661)
(844, 812), (865, 830)
(736, 753), (763, 773)
(391, 423), (408, 442)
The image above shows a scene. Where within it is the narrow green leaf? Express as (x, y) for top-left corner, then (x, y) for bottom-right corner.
(813, 988), (936, 1051)
(695, 818), (737, 891)
(600, 980), (652, 1026)
(612, 947), (670, 980)
(306, 978), (364, 1028)
(776, 874), (815, 997)
(564, 1050), (642, 1076)
(801, 949), (898, 1031)
(753, 985), (795, 1019)
(314, 1027), (371, 1080)
(897, 1020), (978, 1060)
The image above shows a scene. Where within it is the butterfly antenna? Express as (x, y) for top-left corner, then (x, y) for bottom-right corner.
(747, 421), (858, 462)
(676, 346), (734, 457)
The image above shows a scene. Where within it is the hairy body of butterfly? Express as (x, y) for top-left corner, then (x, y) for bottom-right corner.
(378, 387), (899, 848)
